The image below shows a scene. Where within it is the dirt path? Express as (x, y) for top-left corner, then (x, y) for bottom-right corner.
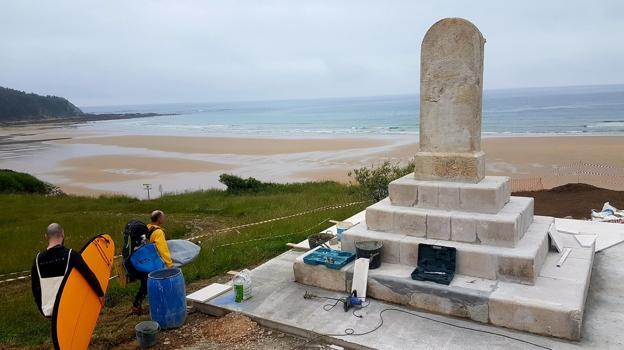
(94, 274), (327, 350)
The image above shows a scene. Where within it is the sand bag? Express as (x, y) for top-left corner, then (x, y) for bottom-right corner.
(167, 240), (201, 268)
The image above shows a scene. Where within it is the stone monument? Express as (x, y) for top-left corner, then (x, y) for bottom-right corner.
(294, 18), (594, 341)
(415, 18), (485, 183)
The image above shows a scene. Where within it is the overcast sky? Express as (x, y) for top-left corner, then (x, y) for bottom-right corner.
(1, 1), (623, 106)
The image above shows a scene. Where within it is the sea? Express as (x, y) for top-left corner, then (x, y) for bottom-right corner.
(80, 84), (624, 137)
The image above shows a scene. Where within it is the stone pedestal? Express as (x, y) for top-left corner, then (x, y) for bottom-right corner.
(413, 151), (485, 183)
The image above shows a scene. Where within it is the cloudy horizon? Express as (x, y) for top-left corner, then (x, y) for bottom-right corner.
(1, 1), (623, 107)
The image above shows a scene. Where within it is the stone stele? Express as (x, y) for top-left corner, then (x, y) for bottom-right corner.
(414, 18), (486, 183)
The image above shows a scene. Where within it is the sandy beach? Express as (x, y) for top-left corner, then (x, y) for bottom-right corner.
(56, 135), (392, 155)
(1, 126), (623, 197)
(53, 155), (235, 183)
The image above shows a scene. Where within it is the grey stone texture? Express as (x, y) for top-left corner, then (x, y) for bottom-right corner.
(389, 174), (511, 214)
(293, 224), (593, 340)
(343, 216), (551, 284)
(292, 247), (349, 292)
(416, 18), (486, 183)
(413, 151), (485, 183)
(367, 196), (533, 247)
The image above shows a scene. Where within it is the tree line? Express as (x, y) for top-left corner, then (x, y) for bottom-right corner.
(0, 86), (83, 122)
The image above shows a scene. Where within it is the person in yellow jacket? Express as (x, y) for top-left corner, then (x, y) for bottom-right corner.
(131, 210), (173, 314)
(147, 210), (173, 268)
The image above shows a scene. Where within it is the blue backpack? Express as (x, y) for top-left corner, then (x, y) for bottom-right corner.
(123, 220), (165, 275)
(129, 243), (165, 273)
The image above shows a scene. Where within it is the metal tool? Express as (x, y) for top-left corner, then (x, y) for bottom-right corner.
(557, 248), (572, 267)
(343, 290), (363, 312)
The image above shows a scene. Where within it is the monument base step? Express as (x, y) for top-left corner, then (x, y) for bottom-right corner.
(343, 215), (551, 284)
(367, 196), (534, 247)
(293, 238), (594, 340)
(389, 174), (511, 214)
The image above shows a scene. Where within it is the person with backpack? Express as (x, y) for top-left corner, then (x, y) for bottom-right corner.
(146, 210), (173, 268)
(123, 210), (173, 315)
(31, 223), (105, 318)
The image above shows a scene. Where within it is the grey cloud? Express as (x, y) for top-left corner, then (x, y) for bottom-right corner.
(0, 0), (622, 106)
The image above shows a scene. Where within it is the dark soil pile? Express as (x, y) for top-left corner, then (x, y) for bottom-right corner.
(514, 183), (624, 219)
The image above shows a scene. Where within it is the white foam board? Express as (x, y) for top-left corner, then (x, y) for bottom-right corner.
(548, 222), (564, 253)
(351, 258), (370, 300)
(555, 218), (624, 252)
(187, 283), (231, 303)
(575, 234), (597, 248)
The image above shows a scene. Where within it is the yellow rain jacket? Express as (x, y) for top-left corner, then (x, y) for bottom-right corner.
(147, 224), (173, 268)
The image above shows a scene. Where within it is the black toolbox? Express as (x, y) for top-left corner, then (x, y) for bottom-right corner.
(411, 244), (457, 285)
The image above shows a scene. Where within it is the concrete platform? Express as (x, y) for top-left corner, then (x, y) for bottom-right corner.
(342, 216), (551, 284)
(294, 229), (592, 340)
(367, 196), (534, 247)
(191, 236), (623, 349)
(389, 174), (511, 214)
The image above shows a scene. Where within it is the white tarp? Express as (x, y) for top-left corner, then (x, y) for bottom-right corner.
(167, 239), (201, 267)
(591, 202), (624, 223)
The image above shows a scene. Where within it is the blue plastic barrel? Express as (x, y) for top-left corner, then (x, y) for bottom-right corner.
(147, 268), (186, 329)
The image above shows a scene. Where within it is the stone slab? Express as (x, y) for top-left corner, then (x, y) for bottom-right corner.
(293, 242), (593, 340)
(189, 224), (623, 348)
(389, 174), (511, 214)
(365, 264), (494, 323)
(490, 241), (595, 341)
(293, 247), (350, 292)
(413, 151), (486, 184)
(345, 216), (552, 284)
(556, 217), (624, 252)
(367, 196), (534, 247)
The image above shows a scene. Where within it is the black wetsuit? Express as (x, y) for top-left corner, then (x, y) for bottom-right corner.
(31, 244), (104, 317)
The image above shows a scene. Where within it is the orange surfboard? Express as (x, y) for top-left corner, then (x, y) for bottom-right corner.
(52, 234), (115, 350)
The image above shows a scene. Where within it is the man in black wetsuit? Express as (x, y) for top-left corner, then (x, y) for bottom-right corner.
(31, 223), (105, 318)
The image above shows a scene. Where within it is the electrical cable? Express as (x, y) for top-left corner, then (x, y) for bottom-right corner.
(298, 290), (553, 350)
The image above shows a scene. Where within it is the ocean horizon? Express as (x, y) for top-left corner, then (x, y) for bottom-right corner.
(79, 84), (624, 137)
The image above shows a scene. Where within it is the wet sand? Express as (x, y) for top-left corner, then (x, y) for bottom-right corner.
(57, 135), (391, 155)
(293, 136), (624, 189)
(52, 155), (235, 184)
(2, 127), (623, 197)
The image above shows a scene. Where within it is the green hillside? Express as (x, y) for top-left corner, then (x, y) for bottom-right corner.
(0, 175), (367, 348)
(0, 86), (83, 122)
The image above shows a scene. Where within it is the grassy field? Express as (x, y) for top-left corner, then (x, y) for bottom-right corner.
(0, 181), (368, 348)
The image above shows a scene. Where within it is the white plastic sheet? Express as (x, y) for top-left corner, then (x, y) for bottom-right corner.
(167, 239), (201, 267)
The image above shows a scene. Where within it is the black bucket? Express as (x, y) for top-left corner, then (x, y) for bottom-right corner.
(355, 241), (383, 269)
(135, 320), (160, 348)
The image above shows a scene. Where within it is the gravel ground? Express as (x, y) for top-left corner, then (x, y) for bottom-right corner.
(112, 310), (328, 350)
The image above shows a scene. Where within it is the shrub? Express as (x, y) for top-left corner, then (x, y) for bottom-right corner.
(348, 160), (415, 201)
(0, 169), (60, 195)
(218, 174), (272, 192)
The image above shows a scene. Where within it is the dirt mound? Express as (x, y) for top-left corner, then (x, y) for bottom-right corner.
(514, 183), (624, 219)
(549, 183), (601, 193)
(202, 312), (258, 344)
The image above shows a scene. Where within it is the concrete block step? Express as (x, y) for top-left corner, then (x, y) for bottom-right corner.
(389, 174), (511, 214)
(366, 196), (534, 247)
(293, 232), (594, 340)
(342, 215), (552, 284)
